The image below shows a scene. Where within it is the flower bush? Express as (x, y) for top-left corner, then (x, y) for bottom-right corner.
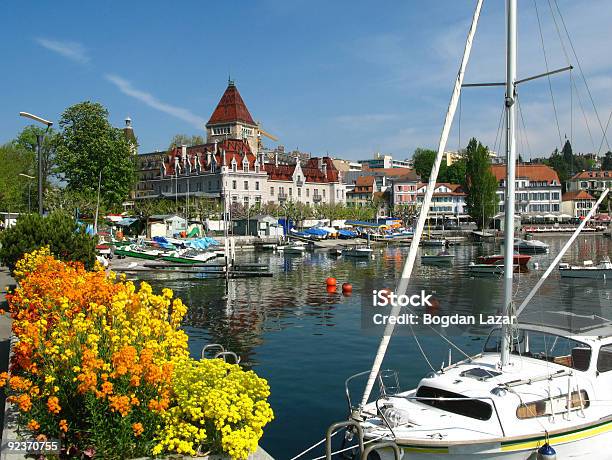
(1, 247), (273, 459)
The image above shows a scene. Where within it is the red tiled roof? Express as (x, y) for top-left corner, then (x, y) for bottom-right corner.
(490, 164), (560, 184)
(207, 82), (256, 126)
(366, 167), (418, 177)
(262, 157), (340, 183)
(562, 190), (595, 201)
(417, 182), (466, 196)
(163, 139), (255, 175)
(571, 170), (612, 180)
(355, 176), (376, 187)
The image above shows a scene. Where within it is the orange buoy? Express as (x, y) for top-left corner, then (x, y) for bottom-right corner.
(341, 282), (353, 292)
(326, 285), (337, 294)
(326, 277), (337, 286)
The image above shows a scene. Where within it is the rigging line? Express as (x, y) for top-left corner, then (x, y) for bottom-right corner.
(493, 104), (505, 157)
(517, 95), (533, 158)
(533, 0), (563, 148)
(552, 0), (611, 152)
(597, 110), (612, 155)
(309, 434), (388, 460)
(572, 77), (596, 152)
(409, 322), (436, 373)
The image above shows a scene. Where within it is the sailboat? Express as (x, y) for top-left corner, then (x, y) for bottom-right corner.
(322, 1), (612, 458)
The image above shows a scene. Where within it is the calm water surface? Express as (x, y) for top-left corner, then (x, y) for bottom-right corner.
(142, 235), (611, 459)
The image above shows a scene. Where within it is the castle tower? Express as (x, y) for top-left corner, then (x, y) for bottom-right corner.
(206, 80), (258, 153)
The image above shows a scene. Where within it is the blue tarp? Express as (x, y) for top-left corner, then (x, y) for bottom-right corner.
(305, 227), (327, 236)
(186, 237), (220, 250)
(152, 236), (175, 249)
(338, 229), (357, 238)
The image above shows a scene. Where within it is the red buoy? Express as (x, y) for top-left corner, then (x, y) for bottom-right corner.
(326, 285), (337, 294)
(341, 282), (353, 292)
(326, 277), (337, 286)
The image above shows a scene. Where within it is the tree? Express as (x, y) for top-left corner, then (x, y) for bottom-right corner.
(603, 151), (612, 171)
(412, 148), (446, 182)
(464, 138), (498, 229)
(168, 134), (206, 149)
(14, 125), (60, 192)
(562, 139), (573, 168)
(445, 159), (467, 185)
(0, 211), (96, 273)
(545, 149), (570, 193)
(55, 101), (136, 206)
(0, 143), (36, 212)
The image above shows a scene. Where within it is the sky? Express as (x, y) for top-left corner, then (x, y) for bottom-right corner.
(1, 0), (611, 161)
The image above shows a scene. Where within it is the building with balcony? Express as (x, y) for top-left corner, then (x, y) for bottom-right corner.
(416, 183), (467, 216)
(133, 81), (345, 208)
(567, 170), (612, 195)
(491, 164), (562, 215)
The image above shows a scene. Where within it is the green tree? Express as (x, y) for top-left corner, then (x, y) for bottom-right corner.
(14, 125), (60, 193)
(413, 148), (446, 182)
(168, 134), (206, 149)
(0, 143), (36, 213)
(562, 139), (573, 168)
(0, 211), (96, 273)
(55, 101), (136, 206)
(603, 151), (612, 170)
(445, 159), (467, 185)
(464, 138), (498, 229)
(545, 149), (570, 193)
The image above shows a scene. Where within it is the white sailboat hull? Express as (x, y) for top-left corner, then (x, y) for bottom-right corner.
(370, 428), (612, 459)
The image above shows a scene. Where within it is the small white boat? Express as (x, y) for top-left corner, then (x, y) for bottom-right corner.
(279, 242), (307, 254)
(468, 262), (504, 275)
(342, 246), (373, 258)
(513, 238), (549, 254)
(421, 239), (447, 247)
(559, 257), (612, 279)
(421, 251), (454, 264)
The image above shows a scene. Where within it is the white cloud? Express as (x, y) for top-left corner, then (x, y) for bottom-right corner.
(35, 38), (89, 64)
(105, 74), (206, 129)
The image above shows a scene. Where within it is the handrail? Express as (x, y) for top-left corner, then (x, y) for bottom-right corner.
(214, 351), (241, 364)
(346, 369), (400, 415)
(373, 394), (506, 438)
(361, 441), (401, 460)
(325, 420), (364, 460)
(202, 343), (224, 359)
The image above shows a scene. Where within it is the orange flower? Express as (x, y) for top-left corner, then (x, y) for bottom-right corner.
(16, 394), (32, 412)
(27, 419), (40, 431)
(132, 422), (144, 437)
(47, 396), (61, 414)
(0, 372), (8, 387)
(108, 395), (131, 417)
(59, 419), (68, 433)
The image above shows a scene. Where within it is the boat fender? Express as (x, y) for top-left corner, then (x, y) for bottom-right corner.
(537, 443), (556, 460)
(534, 262), (539, 270)
(381, 406), (410, 428)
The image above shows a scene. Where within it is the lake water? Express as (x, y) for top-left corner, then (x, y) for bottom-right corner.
(142, 234), (611, 459)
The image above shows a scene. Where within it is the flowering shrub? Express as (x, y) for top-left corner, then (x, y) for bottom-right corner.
(1, 247), (273, 459)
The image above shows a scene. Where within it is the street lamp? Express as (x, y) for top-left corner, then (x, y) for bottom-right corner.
(19, 112), (53, 216)
(18, 173), (35, 213)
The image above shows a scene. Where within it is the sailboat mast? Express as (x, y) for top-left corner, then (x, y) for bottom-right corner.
(501, 0), (517, 367)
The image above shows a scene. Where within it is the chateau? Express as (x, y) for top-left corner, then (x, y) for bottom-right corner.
(134, 81), (346, 208)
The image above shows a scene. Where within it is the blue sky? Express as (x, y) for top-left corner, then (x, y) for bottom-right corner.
(2, 0), (611, 160)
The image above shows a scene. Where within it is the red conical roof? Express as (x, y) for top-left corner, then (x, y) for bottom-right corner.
(207, 81), (256, 126)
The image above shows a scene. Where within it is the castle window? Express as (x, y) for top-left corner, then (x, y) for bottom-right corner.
(244, 181), (249, 190)
(255, 181), (260, 191)
(243, 162), (249, 173)
(213, 126), (231, 135)
(232, 180), (237, 190)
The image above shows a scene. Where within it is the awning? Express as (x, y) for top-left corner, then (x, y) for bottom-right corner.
(116, 217), (139, 227)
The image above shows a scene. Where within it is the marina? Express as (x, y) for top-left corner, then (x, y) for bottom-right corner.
(134, 233), (611, 458)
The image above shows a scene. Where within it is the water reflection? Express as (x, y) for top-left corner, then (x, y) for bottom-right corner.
(137, 234), (610, 457)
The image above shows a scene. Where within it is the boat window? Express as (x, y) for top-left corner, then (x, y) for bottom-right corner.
(415, 386), (492, 420)
(516, 390), (590, 419)
(484, 328), (591, 371)
(597, 344), (612, 373)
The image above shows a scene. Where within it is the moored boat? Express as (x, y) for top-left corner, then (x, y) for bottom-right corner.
(342, 246), (373, 258)
(512, 238), (549, 254)
(421, 250), (454, 264)
(559, 257), (612, 279)
(478, 253), (531, 267)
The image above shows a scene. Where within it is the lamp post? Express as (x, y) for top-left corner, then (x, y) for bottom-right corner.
(19, 112), (53, 216)
(18, 173), (35, 213)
